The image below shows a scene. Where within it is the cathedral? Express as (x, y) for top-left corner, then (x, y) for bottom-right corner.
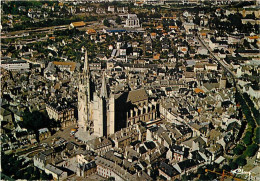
(78, 51), (116, 137)
(78, 51), (159, 138)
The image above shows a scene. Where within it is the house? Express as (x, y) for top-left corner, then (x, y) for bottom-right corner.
(208, 38), (228, 51)
(197, 47), (208, 55)
(134, 1), (144, 6)
(162, 44), (170, 52)
(112, 124), (145, 149)
(241, 19), (260, 25)
(132, 41), (139, 47)
(169, 26), (178, 30)
(247, 35), (259, 43)
(205, 64), (218, 71)
(95, 156), (132, 180)
(76, 161), (97, 178)
(156, 25), (163, 31)
(173, 159), (199, 176)
(53, 61), (77, 73)
(1, 59), (30, 71)
(167, 145), (189, 162)
(0, 107), (13, 130)
(247, 84), (260, 99)
(238, 49), (259, 58)
(89, 63), (102, 71)
(87, 29), (96, 35)
(183, 71), (196, 81)
(119, 48), (127, 56)
(107, 61), (114, 69)
(14, 130), (28, 142)
(96, 54), (107, 61)
(45, 164), (68, 180)
(70, 21), (86, 29)
(183, 22), (195, 32)
(218, 51), (227, 59)
(86, 137), (113, 155)
(108, 45), (113, 50)
(34, 149), (54, 170)
(159, 162), (181, 180)
(108, 6), (115, 13)
(151, 33), (157, 39)
(178, 46), (188, 54)
(117, 7), (128, 13)
(2, 143), (11, 152)
(86, 7), (94, 12)
(96, 8), (106, 14)
(194, 64), (205, 72)
(133, 48), (141, 57)
(175, 125), (193, 141)
(46, 103), (76, 129)
(38, 128), (51, 141)
(153, 53), (160, 60)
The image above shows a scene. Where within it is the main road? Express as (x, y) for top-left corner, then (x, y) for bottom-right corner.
(197, 34), (258, 134)
(196, 34), (237, 78)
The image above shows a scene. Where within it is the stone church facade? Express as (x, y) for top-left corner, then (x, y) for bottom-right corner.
(78, 51), (159, 138)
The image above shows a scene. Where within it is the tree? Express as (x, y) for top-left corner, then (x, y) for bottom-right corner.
(228, 13), (242, 31)
(233, 144), (246, 155)
(243, 131), (253, 145)
(229, 162), (238, 170)
(222, 165), (231, 172)
(115, 16), (122, 25)
(255, 127), (260, 144)
(197, 166), (205, 175)
(245, 144), (259, 157)
(235, 157), (247, 167)
(199, 174), (210, 180)
(103, 19), (110, 27)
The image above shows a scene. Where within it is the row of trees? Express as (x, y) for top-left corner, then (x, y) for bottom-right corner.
(209, 13), (259, 34)
(243, 93), (260, 126)
(232, 91), (259, 166)
(2, 1), (44, 15)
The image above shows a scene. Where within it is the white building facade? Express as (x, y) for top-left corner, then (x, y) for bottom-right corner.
(124, 14), (140, 28)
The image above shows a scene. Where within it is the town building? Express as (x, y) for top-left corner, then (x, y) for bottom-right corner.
(46, 102), (76, 129)
(124, 14), (140, 28)
(1, 59), (30, 71)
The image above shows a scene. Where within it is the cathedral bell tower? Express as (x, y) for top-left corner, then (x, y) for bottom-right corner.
(93, 71), (115, 137)
(78, 51), (91, 131)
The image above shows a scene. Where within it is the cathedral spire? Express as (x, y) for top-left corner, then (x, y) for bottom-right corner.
(101, 71), (108, 99)
(83, 50), (89, 73)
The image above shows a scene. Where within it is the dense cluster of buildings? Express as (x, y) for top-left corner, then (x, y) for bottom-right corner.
(1, 0), (260, 180)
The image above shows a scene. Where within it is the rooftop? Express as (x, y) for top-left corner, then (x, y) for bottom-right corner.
(127, 89), (148, 103)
